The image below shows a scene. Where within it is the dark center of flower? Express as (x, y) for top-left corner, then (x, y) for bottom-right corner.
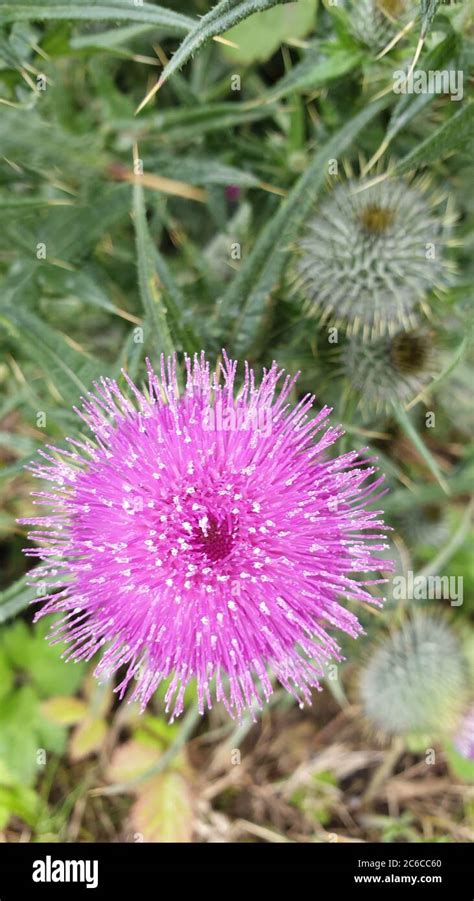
(358, 203), (395, 235)
(390, 332), (430, 374)
(423, 504), (443, 524)
(192, 513), (236, 563)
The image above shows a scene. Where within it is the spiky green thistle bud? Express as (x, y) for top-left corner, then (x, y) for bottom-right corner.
(360, 614), (468, 737)
(295, 174), (452, 338)
(343, 330), (436, 414)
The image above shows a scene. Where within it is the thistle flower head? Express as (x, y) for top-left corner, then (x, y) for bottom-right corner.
(22, 353), (392, 721)
(360, 614), (468, 737)
(295, 174), (450, 338)
(343, 330), (436, 415)
(346, 0), (417, 51)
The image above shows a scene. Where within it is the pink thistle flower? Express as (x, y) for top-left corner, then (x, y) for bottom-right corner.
(22, 352), (392, 720)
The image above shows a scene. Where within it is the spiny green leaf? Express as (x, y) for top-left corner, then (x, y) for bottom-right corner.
(2, 306), (104, 405)
(142, 210), (203, 356)
(0, 1), (193, 32)
(132, 181), (175, 360)
(394, 102), (474, 175)
(264, 45), (363, 103)
(152, 0), (295, 90)
(420, 0), (442, 38)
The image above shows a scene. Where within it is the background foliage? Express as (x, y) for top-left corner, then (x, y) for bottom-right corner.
(0, 0), (472, 842)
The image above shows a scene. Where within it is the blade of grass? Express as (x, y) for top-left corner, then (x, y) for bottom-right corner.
(418, 500), (473, 579)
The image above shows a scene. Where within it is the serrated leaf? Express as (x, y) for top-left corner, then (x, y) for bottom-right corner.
(37, 184), (130, 264)
(392, 402), (450, 495)
(131, 771), (193, 842)
(143, 227), (201, 355)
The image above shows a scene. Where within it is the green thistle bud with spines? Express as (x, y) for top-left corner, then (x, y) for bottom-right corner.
(342, 329), (436, 416)
(294, 172), (454, 339)
(360, 614), (468, 738)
